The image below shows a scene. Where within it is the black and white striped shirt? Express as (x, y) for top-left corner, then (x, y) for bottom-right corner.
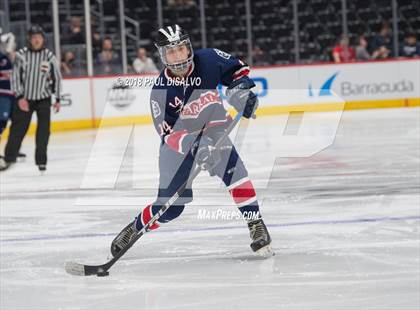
(12, 47), (62, 101)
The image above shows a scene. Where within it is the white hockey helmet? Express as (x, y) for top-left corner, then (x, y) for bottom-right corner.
(154, 24), (193, 73)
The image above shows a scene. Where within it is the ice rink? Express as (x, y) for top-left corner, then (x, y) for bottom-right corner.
(1, 107), (419, 310)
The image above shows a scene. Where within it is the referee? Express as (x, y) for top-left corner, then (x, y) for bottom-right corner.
(0, 25), (62, 172)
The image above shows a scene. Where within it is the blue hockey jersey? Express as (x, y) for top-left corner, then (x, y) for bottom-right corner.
(0, 51), (13, 97)
(150, 48), (250, 154)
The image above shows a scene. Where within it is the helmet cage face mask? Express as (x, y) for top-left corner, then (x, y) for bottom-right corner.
(156, 38), (194, 73)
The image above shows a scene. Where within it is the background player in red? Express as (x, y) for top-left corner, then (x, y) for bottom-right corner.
(112, 25), (273, 257)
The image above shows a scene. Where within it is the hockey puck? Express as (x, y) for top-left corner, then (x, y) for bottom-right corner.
(96, 271), (109, 277)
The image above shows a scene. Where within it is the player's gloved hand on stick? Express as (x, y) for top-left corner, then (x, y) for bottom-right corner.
(226, 76), (259, 119)
(191, 136), (220, 174)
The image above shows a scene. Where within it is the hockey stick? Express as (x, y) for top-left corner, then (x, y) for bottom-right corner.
(65, 111), (244, 276)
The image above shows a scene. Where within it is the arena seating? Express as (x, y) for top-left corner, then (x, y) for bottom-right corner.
(6, 0), (420, 68)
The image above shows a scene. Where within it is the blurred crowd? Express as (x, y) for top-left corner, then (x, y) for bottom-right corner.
(332, 22), (420, 63)
(7, 16), (418, 77)
(59, 16), (159, 77)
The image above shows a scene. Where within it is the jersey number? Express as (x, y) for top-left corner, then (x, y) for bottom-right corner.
(158, 121), (173, 136)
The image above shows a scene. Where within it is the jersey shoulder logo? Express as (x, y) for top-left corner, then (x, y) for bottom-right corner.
(214, 49), (231, 59)
(151, 100), (161, 118)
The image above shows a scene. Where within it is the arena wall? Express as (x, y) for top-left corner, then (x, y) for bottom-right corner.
(12, 58), (420, 134)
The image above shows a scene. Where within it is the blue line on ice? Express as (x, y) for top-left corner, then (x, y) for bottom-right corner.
(1, 215), (419, 244)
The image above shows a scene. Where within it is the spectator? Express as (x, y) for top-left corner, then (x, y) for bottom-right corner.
(96, 37), (121, 75)
(61, 51), (76, 76)
(400, 33), (420, 57)
(355, 35), (371, 60)
(132, 47), (159, 74)
(332, 35), (355, 63)
(370, 22), (393, 58)
(251, 46), (272, 66)
(92, 30), (102, 58)
(372, 45), (391, 59)
(65, 17), (85, 44)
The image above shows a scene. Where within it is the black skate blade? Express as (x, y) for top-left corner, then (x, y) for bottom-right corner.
(65, 262), (109, 277)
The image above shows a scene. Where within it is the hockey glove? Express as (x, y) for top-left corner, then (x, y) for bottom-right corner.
(191, 136), (220, 175)
(226, 76), (259, 119)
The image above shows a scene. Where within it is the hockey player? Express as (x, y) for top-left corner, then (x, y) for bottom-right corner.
(0, 28), (26, 166)
(0, 28), (15, 140)
(0, 28), (26, 162)
(112, 25), (272, 256)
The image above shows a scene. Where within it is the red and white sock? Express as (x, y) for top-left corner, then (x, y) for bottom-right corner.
(136, 204), (160, 231)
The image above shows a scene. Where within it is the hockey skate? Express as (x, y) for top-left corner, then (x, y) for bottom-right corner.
(17, 152), (27, 161)
(0, 158), (13, 171)
(38, 164), (47, 174)
(248, 218), (274, 257)
(110, 221), (137, 257)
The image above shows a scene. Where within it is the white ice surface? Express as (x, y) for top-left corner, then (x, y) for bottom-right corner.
(1, 108), (419, 310)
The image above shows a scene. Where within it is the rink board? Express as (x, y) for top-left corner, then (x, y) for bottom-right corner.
(6, 57), (420, 135)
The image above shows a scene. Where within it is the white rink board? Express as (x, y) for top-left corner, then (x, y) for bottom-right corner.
(92, 76), (154, 119)
(58, 78), (92, 120)
(55, 58), (420, 123)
